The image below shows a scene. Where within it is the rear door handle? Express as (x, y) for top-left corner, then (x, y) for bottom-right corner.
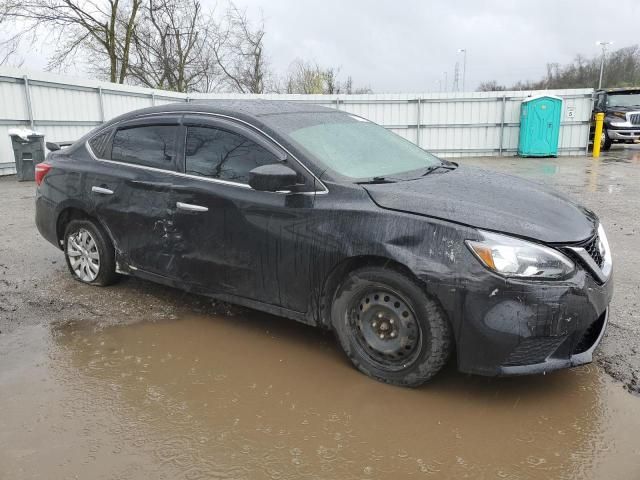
(176, 202), (208, 212)
(91, 186), (114, 195)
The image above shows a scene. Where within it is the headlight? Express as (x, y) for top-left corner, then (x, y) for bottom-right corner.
(597, 222), (613, 277)
(466, 231), (575, 279)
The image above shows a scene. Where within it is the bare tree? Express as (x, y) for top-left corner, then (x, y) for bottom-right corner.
(281, 59), (371, 94)
(0, 6), (22, 66)
(126, 0), (221, 92)
(283, 59), (325, 93)
(0, 34), (23, 67)
(211, 3), (268, 93)
(0, 0), (141, 83)
(476, 80), (507, 92)
(324, 67), (339, 94)
(123, 0), (269, 93)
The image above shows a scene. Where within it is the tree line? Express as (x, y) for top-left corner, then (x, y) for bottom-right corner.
(478, 45), (640, 91)
(0, 0), (371, 94)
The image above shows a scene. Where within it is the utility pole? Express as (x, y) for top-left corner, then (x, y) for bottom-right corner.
(596, 41), (613, 89)
(457, 48), (467, 92)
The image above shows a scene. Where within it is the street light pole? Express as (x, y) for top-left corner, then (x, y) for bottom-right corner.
(457, 48), (467, 92)
(596, 41), (613, 89)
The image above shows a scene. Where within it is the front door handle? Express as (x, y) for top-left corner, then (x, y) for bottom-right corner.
(176, 202), (208, 212)
(91, 186), (114, 195)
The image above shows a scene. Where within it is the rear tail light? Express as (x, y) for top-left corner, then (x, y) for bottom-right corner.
(35, 162), (52, 186)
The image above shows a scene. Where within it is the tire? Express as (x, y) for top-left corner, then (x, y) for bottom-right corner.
(331, 266), (452, 387)
(601, 129), (613, 151)
(63, 219), (118, 286)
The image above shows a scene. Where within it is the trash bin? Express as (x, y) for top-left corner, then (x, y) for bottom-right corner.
(518, 95), (563, 157)
(10, 133), (45, 181)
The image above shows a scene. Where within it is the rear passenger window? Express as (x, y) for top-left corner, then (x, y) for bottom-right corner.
(111, 125), (178, 170)
(88, 129), (112, 158)
(185, 126), (280, 183)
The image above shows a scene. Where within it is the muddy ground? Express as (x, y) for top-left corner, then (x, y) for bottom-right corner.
(1, 146), (640, 479)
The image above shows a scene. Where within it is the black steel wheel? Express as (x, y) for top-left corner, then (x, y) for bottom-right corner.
(331, 266), (452, 387)
(348, 288), (422, 371)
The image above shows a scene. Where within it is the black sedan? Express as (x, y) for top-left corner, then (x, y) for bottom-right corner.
(35, 100), (613, 386)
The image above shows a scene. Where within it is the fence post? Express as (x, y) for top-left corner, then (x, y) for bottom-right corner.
(97, 86), (105, 123)
(498, 95), (507, 156)
(151, 92), (156, 106)
(335, 97), (340, 110)
(416, 98), (422, 147)
(22, 75), (35, 129)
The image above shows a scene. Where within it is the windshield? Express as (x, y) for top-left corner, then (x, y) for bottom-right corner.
(607, 93), (640, 108)
(271, 113), (441, 180)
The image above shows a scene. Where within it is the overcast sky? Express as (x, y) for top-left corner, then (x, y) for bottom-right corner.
(224, 0), (640, 92)
(9, 0), (640, 92)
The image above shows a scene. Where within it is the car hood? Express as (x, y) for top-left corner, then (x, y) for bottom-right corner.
(363, 165), (597, 244)
(605, 105), (640, 114)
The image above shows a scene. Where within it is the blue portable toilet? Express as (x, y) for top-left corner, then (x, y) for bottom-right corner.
(518, 95), (563, 157)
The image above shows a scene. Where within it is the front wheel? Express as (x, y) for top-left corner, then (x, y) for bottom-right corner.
(601, 129), (613, 151)
(331, 267), (452, 387)
(63, 219), (118, 286)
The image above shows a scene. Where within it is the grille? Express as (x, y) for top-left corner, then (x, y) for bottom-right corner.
(583, 234), (604, 269)
(503, 336), (566, 366)
(630, 113), (640, 125)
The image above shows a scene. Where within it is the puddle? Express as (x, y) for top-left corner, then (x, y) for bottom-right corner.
(461, 148), (640, 198)
(2, 311), (639, 479)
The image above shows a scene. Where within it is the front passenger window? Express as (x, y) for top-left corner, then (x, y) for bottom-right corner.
(185, 126), (281, 184)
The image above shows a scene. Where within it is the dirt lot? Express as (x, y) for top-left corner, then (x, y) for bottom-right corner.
(1, 146), (640, 479)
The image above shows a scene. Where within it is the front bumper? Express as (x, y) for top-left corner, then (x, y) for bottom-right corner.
(498, 308), (608, 375)
(608, 128), (640, 141)
(426, 255), (614, 377)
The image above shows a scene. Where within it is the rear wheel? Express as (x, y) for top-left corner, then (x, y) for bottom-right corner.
(331, 267), (452, 387)
(63, 219), (118, 286)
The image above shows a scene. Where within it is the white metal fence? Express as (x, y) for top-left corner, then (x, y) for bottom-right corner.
(0, 67), (594, 175)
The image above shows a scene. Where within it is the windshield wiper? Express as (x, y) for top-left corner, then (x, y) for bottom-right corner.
(421, 163), (457, 176)
(357, 176), (397, 184)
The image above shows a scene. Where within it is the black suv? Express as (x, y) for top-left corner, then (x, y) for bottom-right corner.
(35, 100), (613, 386)
(593, 88), (640, 150)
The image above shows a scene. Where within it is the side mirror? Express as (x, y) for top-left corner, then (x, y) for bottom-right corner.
(46, 142), (61, 152)
(249, 164), (298, 192)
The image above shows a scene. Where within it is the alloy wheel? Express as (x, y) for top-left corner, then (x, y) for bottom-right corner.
(67, 228), (100, 282)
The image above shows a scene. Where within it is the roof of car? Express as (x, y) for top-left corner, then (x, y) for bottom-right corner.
(115, 99), (335, 121)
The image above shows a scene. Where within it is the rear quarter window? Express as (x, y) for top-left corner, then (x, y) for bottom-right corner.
(88, 129), (112, 158)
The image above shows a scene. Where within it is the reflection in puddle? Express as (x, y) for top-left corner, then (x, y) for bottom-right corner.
(7, 312), (631, 479)
(462, 147), (640, 197)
